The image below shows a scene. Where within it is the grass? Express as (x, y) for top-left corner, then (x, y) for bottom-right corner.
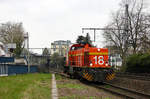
(55, 74), (86, 89)
(59, 96), (112, 99)
(55, 74), (113, 99)
(104, 85), (111, 88)
(55, 74), (62, 80)
(0, 73), (52, 99)
(59, 95), (87, 99)
(57, 83), (86, 89)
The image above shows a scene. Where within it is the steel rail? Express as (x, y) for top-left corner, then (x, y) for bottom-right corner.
(116, 73), (150, 81)
(54, 72), (150, 99)
(99, 82), (150, 99)
(94, 84), (134, 99)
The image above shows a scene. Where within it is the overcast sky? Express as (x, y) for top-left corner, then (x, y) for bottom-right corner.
(0, 0), (149, 49)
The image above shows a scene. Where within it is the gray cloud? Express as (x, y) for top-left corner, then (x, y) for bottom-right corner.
(0, 0), (123, 48)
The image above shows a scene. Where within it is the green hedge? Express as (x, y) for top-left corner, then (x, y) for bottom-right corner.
(126, 53), (150, 73)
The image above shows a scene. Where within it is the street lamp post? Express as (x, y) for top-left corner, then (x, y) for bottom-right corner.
(24, 32), (30, 73)
(27, 32), (30, 73)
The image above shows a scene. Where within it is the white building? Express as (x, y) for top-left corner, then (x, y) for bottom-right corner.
(0, 42), (6, 56)
(50, 40), (72, 56)
(110, 54), (122, 66)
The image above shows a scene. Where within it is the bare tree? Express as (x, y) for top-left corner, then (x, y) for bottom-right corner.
(42, 48), (50, 56)
(103, 0), (150, 65)
(42, 48), (50, 64)
(124, 0), (150, 54)
(0, 22), (25, 57)
(103, 11), (130, 65)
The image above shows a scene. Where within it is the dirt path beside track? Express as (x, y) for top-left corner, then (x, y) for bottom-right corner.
(55, 74), (123, 99)
(52, 74), (58, 99)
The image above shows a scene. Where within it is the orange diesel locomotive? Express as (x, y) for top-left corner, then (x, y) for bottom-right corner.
(64, 43), (115, 82)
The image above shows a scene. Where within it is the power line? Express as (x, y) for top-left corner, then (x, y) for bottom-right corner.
(82, 28), (125, 42)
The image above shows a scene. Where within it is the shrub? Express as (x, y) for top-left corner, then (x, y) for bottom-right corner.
(125, 53), (150, 73)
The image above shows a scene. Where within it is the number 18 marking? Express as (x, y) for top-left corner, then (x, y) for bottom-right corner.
(93, 56), (104, 65)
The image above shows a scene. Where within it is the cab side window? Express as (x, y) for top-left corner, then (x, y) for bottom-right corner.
(71, 47), (75, 51)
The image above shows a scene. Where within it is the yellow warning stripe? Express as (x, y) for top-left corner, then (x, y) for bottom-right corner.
(112, 74), (115, 79)
(69, 53), (83, 56)
(107, 74), (113, 80)
(108, 74), (113, 80)
(106, 74), (110, 80)
(87, 75), (93, 81)
(69, 52), (108, 56)
(86, 74), (92, 81)
(83, 73), (88, 78)
(82, 71), (93, 81)
(106, 73), (115, 80)
(85, 73), (90, 79)
(89, 52), (108, 55)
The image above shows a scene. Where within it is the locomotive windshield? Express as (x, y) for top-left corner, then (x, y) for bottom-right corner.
(70, 44), (84, 51)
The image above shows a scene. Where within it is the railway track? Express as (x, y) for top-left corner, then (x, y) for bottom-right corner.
(56, 72), (150, 99)
(116, 73), (150, 81)
(95, 82), (150, 99)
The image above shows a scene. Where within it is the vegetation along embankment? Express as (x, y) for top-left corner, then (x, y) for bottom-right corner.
(0, 73), (51, 99)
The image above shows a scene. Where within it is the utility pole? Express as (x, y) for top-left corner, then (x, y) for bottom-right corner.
(125, 3), (129, 41)
(23, 32), (30, 73)
(27, 32), (30, 73)
(82, 28), (97, 42)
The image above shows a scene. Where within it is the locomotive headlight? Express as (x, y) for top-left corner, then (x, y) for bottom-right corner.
(90, 63), (93, 66)
(97, 48), (101, 51)
(106, 63), (108, 66)
(105, 61), (108, 66)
